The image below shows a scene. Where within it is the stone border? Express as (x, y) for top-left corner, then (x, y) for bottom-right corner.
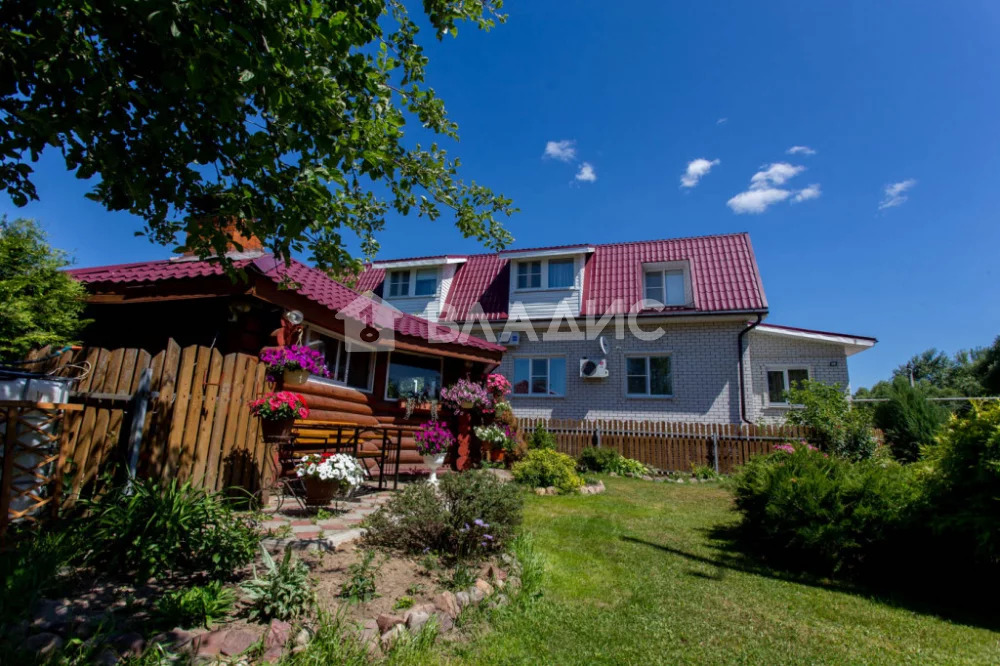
(533, 480), (606, 495)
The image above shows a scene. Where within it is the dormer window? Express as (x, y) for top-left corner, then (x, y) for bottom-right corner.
(643, 264), (689, 306)
(387, 268), (438, 298)
(514, 257), (578, 291)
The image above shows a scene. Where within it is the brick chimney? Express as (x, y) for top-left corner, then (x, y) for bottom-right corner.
(180, 217), (264, 257)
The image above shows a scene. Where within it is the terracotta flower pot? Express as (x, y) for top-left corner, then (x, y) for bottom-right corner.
(303, 477), (348, 505)
(260, 418), (295, 442)
(460, 400), (475, 409)
(283, 368), (310, 385)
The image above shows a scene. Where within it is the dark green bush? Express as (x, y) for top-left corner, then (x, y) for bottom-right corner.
(785, 380), (879, 460)
(874, 378), (948, 462)
(526, 423), (556, 450)
(241, 546), (314, 621)
(363, 471), (523, 560)
(732, 445), (922, 576)
(512, 449), (583, 493)
(82, 479), (259, 579)
(577, 446), (620, 472)
(0, 528), (81, 625)
(923, 403), (1000, 565)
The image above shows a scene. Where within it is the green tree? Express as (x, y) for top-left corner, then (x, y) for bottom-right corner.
(873, 377), (948, 462)
(972, 336), (1000, 395)
(785, 380), (878, 460)
(0, 218), (89, 360)
(0, 1), (514, 271)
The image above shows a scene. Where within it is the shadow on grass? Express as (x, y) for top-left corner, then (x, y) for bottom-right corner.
(621, 528), (1000, 633)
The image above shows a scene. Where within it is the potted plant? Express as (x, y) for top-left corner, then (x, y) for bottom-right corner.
(485, 373), (512, 401)
(440, 378), (492, 413)
(294, 452), (366, 504)
(249, 391), (309, 441)
(474, 423), (517, 462)
(260, 345), (329, 385)
(414, 420), (455, 486)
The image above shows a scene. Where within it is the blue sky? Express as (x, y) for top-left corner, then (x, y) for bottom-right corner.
(3, 1), (999, 390)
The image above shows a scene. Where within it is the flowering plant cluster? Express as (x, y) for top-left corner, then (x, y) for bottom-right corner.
(474, 424), (517, 453)
(414, 420), (455, 456)
(248, 391), (309, 421)
(260, 345), (329, 377)
(295, 452), (365, 487)
(774, 440), (828, 457)
(485, 373), (511, 399)
(440, 378), (492, 412)
(459, 517), (496, 552)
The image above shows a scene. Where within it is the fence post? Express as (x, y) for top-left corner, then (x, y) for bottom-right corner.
(594, 425), (601, 448)
(712, 432), (719, 474)
(125, 367), (154, 494)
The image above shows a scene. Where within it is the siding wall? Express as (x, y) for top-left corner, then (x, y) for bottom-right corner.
(493, 320), (748, 423)
(506, 255), (585, 321)
(382, 264), (457, 322)
(746, 330), (850, 423)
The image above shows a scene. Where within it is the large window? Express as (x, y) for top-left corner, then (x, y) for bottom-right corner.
(766, 367), (810, 405)
(643, 268), (686, 306)
(626, 355), (673, 397)
(516, 261), (542, 290)
(385, 352), (443, 400)
(512, 357), (566, 396)
(387, 268), (438, 298)
(547, 258), (575, 289)
(306, 331), (374, 392)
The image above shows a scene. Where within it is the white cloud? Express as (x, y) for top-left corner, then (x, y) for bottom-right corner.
(878, 179), (917, 210)
(749, 162), (805, 188)
(716, 117), (728, 125)
(786, 145), (817, 156)
(680, 158), (720, 188)
(728, 162), (818, 214)
(727, 188), (792, 214)
(543, 140), (576, 162)
(575, 162), (597, 183)
(793, 183), (821, 203)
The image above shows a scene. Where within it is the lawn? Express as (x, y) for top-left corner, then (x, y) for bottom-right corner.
(433, 477), (999, 665)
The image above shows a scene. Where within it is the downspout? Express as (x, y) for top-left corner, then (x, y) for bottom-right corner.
(738, 314), (763, 424)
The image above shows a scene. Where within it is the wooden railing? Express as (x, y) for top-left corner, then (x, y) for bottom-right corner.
(514, 417), (871, 474)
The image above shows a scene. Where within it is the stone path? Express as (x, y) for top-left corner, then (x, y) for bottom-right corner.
(258, 485), (396, 551)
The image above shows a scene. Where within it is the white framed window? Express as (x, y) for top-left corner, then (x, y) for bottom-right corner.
(766, 367), (810, 405)
(386, 268), (438, 298)
(513, 257), (578, 291)
(625, 355), (673, 397)
(512, 357), (566, 397)
(385, 351), (443, 401)
(305, 329), (375, 392)
(643, 268), (686, 306)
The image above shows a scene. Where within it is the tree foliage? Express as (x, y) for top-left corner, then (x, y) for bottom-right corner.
(0, 1), (515, 271)
(0, 217), (89, 360)
(873, 377), (948, 462)
(784, 380), (878, 460)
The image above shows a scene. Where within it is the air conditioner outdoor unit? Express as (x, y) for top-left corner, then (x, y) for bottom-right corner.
(499, 331), (520, 346)
(580, 357), (608, 379)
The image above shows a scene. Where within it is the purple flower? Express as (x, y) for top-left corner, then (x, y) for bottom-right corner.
(483, 534), (494, 541)
(414, 420), (455, 456)
(473, 518), (489, 528)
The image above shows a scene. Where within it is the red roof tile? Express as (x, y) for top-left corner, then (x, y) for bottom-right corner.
(357, 232), (768, 321)
(70, 254), (503, 354)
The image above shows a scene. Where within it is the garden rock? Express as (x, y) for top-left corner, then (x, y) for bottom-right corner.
(533, 488), (546, 496)
(294, 628), (312, 648)
(480, 563), (508, 582)
(30, 598), (71, 630)
(544, 486), (558, 495)
(475, 578), (494, 597)
(434, 611), (455, 632)
(111, 631), (146, 656)
(468, 585), (485, 603)
(26, 632), (64, 658)
(380, 624), (407, 649)
(405, 610), (431, 632)
(433, 591), (460, 619)
(455, 590), (472, 608)
(376, 613), (404, 634)
(221, 629), (259, 656)
(265, 619), (292, 650)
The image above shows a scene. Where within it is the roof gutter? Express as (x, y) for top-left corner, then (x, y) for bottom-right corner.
(738, 314), (763, 425)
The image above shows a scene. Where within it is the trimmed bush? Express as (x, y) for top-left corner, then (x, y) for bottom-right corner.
(577, 446), (620, 472)
(526, 423), (556, 450)
(363, 471), (522, 559)
(874, 378), (948, 462)
(512, 449), (583, 493)
(732, 444), (922, 576)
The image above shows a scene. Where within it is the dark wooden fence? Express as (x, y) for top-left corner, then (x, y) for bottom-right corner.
(23, 340), (271, 503)
(515, 417), (880, 474)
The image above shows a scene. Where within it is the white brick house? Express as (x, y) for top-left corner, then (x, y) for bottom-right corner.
(357, 233), (875, 425)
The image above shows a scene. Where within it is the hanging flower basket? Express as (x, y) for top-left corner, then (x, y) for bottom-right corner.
(260, 345), (329, 384)
(249, 392), (309, 441)
(440, 379), (492, 414)
(283, 368), (310, 385)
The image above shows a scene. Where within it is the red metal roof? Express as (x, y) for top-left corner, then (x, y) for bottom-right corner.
(357, 232), (768, 321)
(69, 255), (504, 354)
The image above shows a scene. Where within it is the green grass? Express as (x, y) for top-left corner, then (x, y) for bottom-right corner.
(431, 477), (999, 665)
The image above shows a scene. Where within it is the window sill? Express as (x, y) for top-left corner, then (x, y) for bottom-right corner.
(511, 393), (565, 399)
(625, 394), (674, 400)
(386, 294), (437, 301)
(512, 286), (580, 294)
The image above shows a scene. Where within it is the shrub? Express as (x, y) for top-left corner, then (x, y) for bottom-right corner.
(82, 479), (259, 579)
(512, 449), (583, 493)
(363, 471), (522, 560)
(874, 378), (948, 462)
(241, 546), (314, 621)
(577, 446), (619, 472)
(923, 402), (1000, 565)
(0, 527), (81, 625)
(608, 456), (650, 477)
(732, 445), (922, 576)
(339, 550), (381, 602)
(785, 380), (879, 460)
(526, 423), (556, 451)
(690, 463), (718, 480)
(154, 581), (236, 629)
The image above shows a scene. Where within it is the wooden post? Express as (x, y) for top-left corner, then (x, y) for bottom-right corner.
(455, 411), (472, 470)
(125, 367), (153, 494)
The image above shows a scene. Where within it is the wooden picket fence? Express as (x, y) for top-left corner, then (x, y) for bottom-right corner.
(23, 340), (271, 503)
(516, 417), (847, 474)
